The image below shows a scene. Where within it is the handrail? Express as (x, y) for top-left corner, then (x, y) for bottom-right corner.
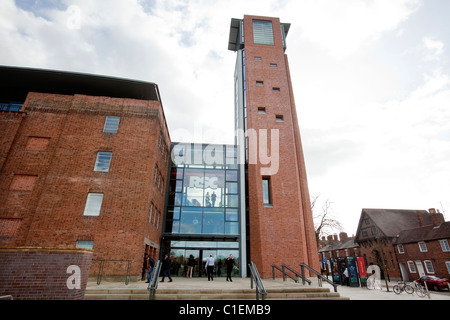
(282, 264), (312, 285)
(272, 264), (298, 283)
(300, 263), (338, 293)
(149, 260), (162, 300)
(249, 262), (267, 300)
(93, 259), (132, 285)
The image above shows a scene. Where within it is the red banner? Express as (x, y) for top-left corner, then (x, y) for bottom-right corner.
(357, 257), (367, 282)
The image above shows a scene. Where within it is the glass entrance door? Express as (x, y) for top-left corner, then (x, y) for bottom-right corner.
(168, 247), (240, 278)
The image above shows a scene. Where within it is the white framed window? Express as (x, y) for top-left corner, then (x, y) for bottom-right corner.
(424, 260), (435, 274)
(76, 241), (94, 250)
(397, 244), (405, 254)
(94, 152), (112, 172)
(418, 241), (428, 252)
(103, 116), (120, 133)
(407, 261), (417, 273)
(83, 193), (104, 216)
(439, 239), (450, 252)
(445, 261), (450, 274)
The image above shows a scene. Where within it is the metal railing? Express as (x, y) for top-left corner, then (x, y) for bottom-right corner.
(300, 263), (338, 293)
(249, 261), (267, 300)
(93, 259), (132, 285)
(272, 264), (298, 282)
(149, 260), (162, 300)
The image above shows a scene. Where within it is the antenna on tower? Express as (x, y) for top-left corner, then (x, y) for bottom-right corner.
(440, 201), (447, 220)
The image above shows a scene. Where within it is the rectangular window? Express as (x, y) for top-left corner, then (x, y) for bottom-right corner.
(83, 193), (104, 216)
(262, 178), (272, 206)
(424, 260), (435, 274)
(440, 239), (450, 252)
(103, 116), (120, 133)
(445, 261), (450, 274)
(253, 20), (274, 45)
(254, 57), (262, 61)
(94, 152), (112, 172)
(258, 107), (266, 114)
(407, 261), (417, 273)
(270, 63), (278, 68)
(418, 241), (428, 252)
(397, 244), (405, 254)
(273, 87), (281, 93)
(256, 81), (264, 86)
(76, 241), (94, 250)
(276, 115), (284, 122)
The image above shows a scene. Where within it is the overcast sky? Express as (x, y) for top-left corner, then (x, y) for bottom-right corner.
(1, 0), (449, 235)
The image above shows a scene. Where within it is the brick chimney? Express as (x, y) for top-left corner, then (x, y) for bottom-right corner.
(327, 235), (334, 244)
(339, 232), (348, 241)
(429, 208), (445, 226)
(416, 210), (425, 227)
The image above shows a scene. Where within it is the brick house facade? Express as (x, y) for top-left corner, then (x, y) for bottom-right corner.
(394, 211), (450, 282)
(355, 208), (449, 281)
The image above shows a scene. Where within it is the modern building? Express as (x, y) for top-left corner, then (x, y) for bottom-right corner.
(229, 15), (319, 277)
(1, 14), (320, 281)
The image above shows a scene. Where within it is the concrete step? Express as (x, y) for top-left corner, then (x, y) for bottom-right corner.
(84, 287), (348, 301)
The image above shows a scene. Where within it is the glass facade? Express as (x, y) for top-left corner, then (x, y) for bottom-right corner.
(162, 143), (242, 277)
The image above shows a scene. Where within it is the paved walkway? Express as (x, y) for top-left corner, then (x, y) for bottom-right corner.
(86, 277), (450, 300)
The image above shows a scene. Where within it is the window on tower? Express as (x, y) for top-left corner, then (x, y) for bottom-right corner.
(253, 20), (274, 45)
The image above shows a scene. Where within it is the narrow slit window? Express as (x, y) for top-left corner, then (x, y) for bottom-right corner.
(256, 81), (264, 86)
(273, 87), (280, 93)
(262, 178), (272, 206)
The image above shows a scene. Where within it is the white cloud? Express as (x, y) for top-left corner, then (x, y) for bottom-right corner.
(423, 37), (444, 60)
(285, 0), (422, 59)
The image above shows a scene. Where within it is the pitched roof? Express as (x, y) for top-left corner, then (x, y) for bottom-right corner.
(355, 208), (432, 242)
(395, 221), (450, 244)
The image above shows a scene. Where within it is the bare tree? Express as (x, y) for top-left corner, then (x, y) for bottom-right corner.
(311, 194), (344, 245)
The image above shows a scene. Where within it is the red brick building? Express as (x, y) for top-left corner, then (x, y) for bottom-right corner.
(1, 15), (320, 285)
(0, 67), (170, 279)
(229, 15), (319, 277)
(394, 210), (449, 282)
(355, 208), (449, 281)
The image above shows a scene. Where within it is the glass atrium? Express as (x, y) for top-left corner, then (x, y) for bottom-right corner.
(162, 143), (243, 278)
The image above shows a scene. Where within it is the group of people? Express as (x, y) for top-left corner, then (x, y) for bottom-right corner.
(142, 253), (236, 283)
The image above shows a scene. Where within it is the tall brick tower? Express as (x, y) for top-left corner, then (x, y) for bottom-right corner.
(229, 15), (319, 277)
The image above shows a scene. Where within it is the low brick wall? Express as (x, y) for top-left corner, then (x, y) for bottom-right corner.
(0, 247), (93, 300)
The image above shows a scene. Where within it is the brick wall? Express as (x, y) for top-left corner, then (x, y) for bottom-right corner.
(0, 92), (170, 279)
(397, 240), (450, 280)
(0, 247), (93, 300)
(242, 15), (319, 277)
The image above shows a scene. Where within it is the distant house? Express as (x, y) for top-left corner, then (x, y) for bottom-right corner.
(394, 209), (449, 281)
(318, 232), (359, 273)
(355, 208), (448, 280)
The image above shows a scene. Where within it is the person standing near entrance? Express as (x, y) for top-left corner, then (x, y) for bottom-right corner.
(225, 254), (235, 282)
(186, 255), (196, 278)
(160, 254), (173, 282)
(205, 254), (215, 281)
